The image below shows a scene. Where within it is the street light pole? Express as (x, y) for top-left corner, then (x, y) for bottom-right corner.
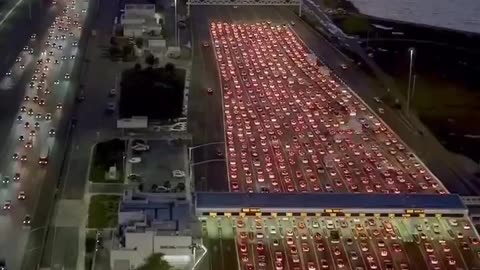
(298, 0), (302, 17)
(174, 0), (178, 46)
(406, 47), (415, 116)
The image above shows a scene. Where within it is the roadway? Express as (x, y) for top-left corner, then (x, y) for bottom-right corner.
(43, 0), (125, 268)
(203, 215), (480, 270)
(0, 0), (88, 269)
(188, 6), (450, 195)
(302, 0), (476, 195)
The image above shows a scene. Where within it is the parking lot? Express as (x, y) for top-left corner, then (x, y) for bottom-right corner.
(209, 21), (446, 194)
(128, 140), (187, 192)
(201, 215), (480, 270)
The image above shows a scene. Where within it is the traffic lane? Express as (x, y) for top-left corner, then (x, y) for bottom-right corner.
(190, 8), (228, 192)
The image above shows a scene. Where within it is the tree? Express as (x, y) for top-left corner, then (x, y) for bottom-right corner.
(135, 37), (144, 48)
(341, 17), (371, 34)
(123, 44), (134, 56)
(163, 181), (171, 189)
(146, 54), (155, 66)
(136, 253), (172, 270)
(176, 182), (185, 192)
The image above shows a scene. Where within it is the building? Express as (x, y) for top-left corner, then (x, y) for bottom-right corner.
(110, 190), (194, 269)
(121, 3), (162, 37)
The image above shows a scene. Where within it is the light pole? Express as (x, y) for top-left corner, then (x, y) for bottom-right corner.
(406, 47), (415, 116)
(174, 0), (178, 46)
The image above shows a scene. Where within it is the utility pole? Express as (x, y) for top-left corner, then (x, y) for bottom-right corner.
(406, 47), (415, 116)
(298, 0), (302, 17)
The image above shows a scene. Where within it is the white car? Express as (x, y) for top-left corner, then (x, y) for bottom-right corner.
(172, 170), (186, 178)
(18, 191), (26, 200)
(378, 108), (385, 114)
(109, 88), (116, 96)
(64, 73), (70, 79)
(128, 157), (142, 163)
(132, 144), (149, 151)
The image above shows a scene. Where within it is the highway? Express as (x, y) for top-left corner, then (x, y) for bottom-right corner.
(203, 215), (480, 270)
(189, 6), (447, 195)
(0, 0), (88, 269)
(188, 5), (475, 195)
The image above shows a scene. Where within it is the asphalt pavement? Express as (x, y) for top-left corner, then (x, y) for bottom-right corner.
(0, 1), (90, 269)
(302, 0), (477, 195)
(187, 5), (475, 196)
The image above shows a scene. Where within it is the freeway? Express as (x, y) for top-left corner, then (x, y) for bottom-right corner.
(0, 0), (87, 269)
(189, 6), (449, 194)
(189, 5), (473, 195)
(203, 215), (480, 270)
(302, 0), (476, 195)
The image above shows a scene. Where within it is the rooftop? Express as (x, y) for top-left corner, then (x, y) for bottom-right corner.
(196, 192), (466, 211)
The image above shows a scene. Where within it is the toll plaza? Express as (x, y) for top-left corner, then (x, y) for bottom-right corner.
(195, 192), (468, 218)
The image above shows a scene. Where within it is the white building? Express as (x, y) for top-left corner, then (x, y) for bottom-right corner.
(110, 225), (193, 270)
(121, 4), (163, 37)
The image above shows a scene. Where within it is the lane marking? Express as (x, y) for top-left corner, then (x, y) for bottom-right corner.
(0, 0), (25, 29)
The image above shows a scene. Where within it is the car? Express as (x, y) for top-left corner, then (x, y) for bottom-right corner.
(25, 142), (33, 149)
(65, 73), (70, 79)
(128, 157), (142, 163)
(202, 41), (209, 47)
(12, 153), (19, 160)
(2, 176), (9, 184)
(49, 129), (56, 136)
(71, 54), (76, 59)
(45, 113), (52, 120)
(39, 99), (46, 106)
(34, 122), (40, 129)
(17, 115), (23, 122)
(35, 113), (42, 120)
(378, 107), (385, 114)
(54, 60), (60, 64)
(19, 64), (25, 69)
(61, 55), (67, 61)
(18, 191), (26, 200)
(13, 173), (20, 181)
(132, 144), (150, 151)
(23, 215), (31, 225)
(127, 174), (142, 182)
(20, 155), (28, 162)
(72, 41), (78, 47)
(57, 103), (63, 110)
(30, 33), (37, 40)
(3, 200), (11, 210)
(27, 108), (34, 116)
(0, 259), (5, 270)
(172, 170), (186, 178)
(341, 64), (348, 70)
(29, 130), (36, 137)
(5, 70), (11, 76)
(16, 56), (22, 62)
(19, 135), (25, 141)
(106, 102), (115, 113)
(109, 88), (116, 96)
(207, 88), (213, 94)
